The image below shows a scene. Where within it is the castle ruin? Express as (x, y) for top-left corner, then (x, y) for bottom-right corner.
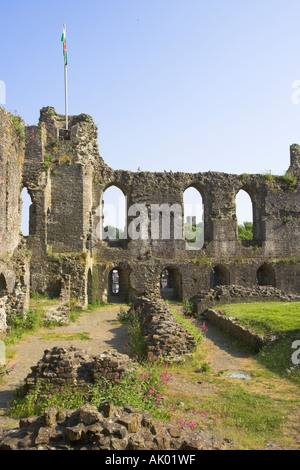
(0, 105), (299, 330)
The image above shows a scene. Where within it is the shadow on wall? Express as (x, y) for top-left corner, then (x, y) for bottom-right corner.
(210, 265), (230, 288)
(257, 263), (276, 287)
(0, 274), (7, 297)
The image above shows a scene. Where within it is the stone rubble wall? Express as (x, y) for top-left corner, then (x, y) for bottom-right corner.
(203, 309), (279, 352)
(0, 402), (228, 451)
(133, 297), (197, 362)
(192, 284), (300, 315)
(24, 347), (134, 393)
(0, 344), (231, 450)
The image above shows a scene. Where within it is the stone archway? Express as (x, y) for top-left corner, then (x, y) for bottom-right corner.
(212, 265), (230, 287)
(257, 263), (276, 287)
(107, 267), (129, 303)
(160, 266), (182, 301)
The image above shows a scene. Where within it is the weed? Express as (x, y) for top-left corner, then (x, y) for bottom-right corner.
(0, 363), (16, 385)
(118, 305), (147, 358)
(40, 332), (92, 341)
(182, 299), (194, 317)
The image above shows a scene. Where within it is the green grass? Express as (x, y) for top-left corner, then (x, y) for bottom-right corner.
(195, 382), (290, 449)
(87, 300), (110, 310)
(40, 332), (92, 341)
(218, 301), (300, 336)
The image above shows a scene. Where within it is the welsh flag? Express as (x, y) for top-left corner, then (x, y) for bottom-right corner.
(61, 22), (68, 66)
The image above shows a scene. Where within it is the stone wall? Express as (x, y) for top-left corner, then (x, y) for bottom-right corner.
(23, 108), (299, 306)
(2, 105), (299, 312)
(202, 309), (280, 352)
(133, 297), (197, 362)
(0, 402), (228, 450)
(0, 107), (30, 332)
(24, 346), (135, 393)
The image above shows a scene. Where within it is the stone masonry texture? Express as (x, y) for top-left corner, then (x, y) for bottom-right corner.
(0, 108), (30, 332)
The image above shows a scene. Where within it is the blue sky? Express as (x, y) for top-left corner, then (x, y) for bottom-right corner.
(1, 0), (300, 230)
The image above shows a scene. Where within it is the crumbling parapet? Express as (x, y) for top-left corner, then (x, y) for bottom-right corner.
(287, 144), (300, 175)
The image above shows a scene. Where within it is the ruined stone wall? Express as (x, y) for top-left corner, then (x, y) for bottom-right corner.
(192, 284), (300, 314)
(203, 308), (279, 352)
(23, 107), (103, 305)
(0, 402), (228, 450)
(89, 151), (300, 303)
(21, 107), (300, 306)
(132, 297), (197, 362)
(0, 107), (30, 331)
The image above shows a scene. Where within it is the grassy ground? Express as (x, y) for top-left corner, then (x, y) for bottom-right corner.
(163, 301), (300, 449)
(217, 301), (300, 335)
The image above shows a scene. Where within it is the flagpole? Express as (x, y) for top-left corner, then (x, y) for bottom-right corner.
(62, 21), (68, 130)
(64, 58), (68, 130)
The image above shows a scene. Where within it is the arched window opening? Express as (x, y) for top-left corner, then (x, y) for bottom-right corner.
(257, 263), (276, 287)
(183, 187), (204, 250)
(0, 274), (7, 297)
(211, 265), (230, 288)
(108, 267), (129, 303)
(101, 186), (127, 245)
(21, 187), (36, 236)
(236, 189), (253, 243)
(160, 267), (182, 301)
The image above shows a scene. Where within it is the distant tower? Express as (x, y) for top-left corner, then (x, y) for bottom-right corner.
(186, 216), (196, 230)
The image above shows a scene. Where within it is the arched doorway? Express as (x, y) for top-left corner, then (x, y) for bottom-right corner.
(87, 269), (93, 305)
(21, 187), (36, 236)
(160, 267), (182, 301)
(107, 267), (129, 303)
(211, 265), (230, 288)
(257, 263), (276, 287)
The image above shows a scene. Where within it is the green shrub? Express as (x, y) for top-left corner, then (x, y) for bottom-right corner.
(171, 307), (207, 345)
(7, 309), (42, 332)
(118, 305), (147, 358)
(182, 299), (194, 317)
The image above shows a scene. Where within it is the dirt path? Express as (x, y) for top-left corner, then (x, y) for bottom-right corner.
(165, 314), (260, 399)
(202, 316), (256, 375)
